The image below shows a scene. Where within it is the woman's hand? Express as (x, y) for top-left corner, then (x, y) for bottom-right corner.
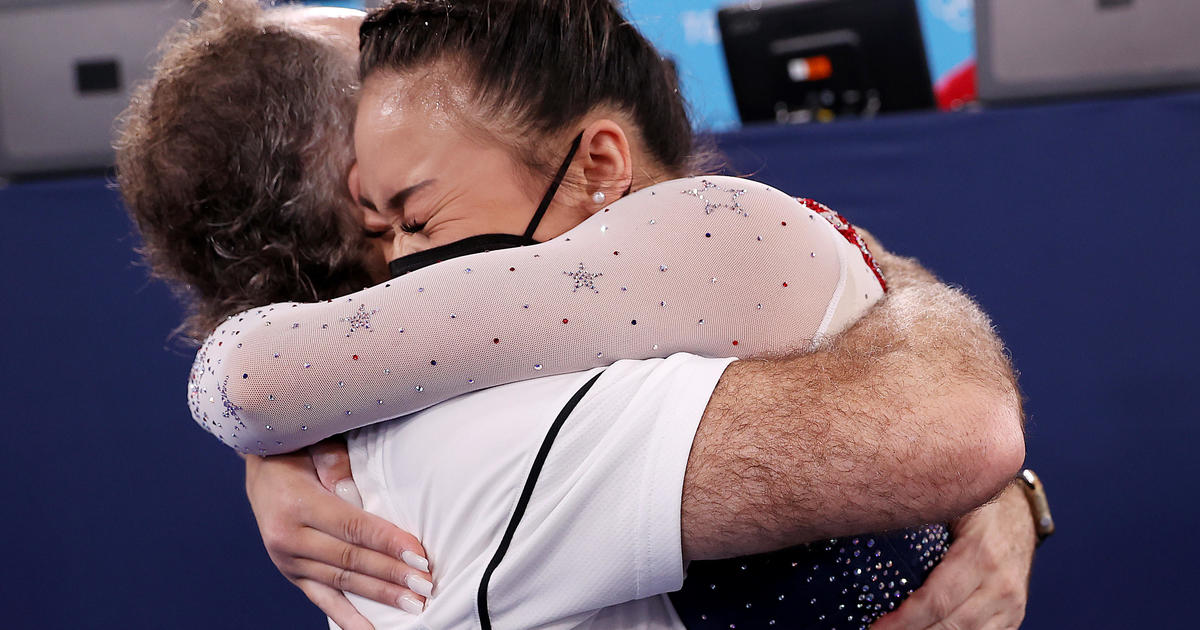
(245, 440), (433, 630)
(871, 482), (1035, 630)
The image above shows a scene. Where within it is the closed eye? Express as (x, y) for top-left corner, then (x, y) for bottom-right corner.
(358, 179), (435, 235)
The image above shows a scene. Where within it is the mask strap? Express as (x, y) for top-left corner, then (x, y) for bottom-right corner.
(523, 131), (585, 241)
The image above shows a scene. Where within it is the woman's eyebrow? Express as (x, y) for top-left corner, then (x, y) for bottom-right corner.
(385, 179), (435, 212)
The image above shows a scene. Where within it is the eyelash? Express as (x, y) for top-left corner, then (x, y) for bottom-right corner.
(400, 221), (427, 234)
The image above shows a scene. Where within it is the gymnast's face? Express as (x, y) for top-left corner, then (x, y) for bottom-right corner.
(352, 72), (549, 262)
(350, 69), (634, 263)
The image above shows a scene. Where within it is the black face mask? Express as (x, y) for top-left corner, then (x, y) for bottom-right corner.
(388, 132), (585, 278)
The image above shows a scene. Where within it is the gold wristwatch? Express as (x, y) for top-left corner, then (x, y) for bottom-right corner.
(1016, 469), (1055, 546)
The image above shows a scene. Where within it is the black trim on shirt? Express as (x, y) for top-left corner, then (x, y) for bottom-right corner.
(477, 370), (605, 630)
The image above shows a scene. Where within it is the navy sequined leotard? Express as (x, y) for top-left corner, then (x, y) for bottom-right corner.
(670, 525), (950, 629)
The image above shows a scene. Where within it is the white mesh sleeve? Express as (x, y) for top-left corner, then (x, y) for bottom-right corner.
(188, 176), (885, 454)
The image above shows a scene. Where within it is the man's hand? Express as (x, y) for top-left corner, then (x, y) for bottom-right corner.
(245, 440), (433, 630)
(872, 482), (1035, 630)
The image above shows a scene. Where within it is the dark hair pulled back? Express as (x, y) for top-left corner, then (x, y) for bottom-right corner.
(360, 0), (696, 175)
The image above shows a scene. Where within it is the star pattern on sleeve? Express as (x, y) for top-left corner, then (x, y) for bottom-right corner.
(339, 304), (379, 337)
(682, 179), (749, 217)
(564, 262), (603, 293)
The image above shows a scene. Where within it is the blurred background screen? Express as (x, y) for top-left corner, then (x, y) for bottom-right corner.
(0, 0), (984, 178)
(11, 0), (1199, 178)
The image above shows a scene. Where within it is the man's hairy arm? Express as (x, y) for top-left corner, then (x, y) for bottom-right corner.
(682, 243), (1025, 561)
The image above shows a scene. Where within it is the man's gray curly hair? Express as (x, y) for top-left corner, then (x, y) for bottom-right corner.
(115, 0), (374, 342)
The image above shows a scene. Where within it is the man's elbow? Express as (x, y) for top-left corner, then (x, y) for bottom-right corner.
(960, 388), (1026, 504)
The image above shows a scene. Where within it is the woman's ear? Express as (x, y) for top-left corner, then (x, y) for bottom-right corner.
(577, 119), (634, 215)
(348, 162), (392, 234)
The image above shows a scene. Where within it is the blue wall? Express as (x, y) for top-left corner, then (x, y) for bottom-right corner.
(2, 91), (1197, 627)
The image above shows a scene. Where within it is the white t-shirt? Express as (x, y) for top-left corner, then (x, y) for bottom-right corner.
(340, 353), (736, 630)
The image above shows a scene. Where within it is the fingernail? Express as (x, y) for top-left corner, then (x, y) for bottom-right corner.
(402, 550), (429, 572)
(334, 479), (363, 508)
(398, 593), (424, 615)
(406, 574), (434, 597)
(314, 451), (342, 471)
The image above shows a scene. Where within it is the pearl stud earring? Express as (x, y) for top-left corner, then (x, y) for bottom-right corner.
(592, 191), (606, 204)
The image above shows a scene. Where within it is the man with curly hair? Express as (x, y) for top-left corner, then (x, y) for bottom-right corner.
(116, 2), (377, 340)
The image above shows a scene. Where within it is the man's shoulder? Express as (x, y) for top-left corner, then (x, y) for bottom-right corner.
(429, 353), (734, 409)
(576, 353), (737, 427)
(380, 353), (734, 459)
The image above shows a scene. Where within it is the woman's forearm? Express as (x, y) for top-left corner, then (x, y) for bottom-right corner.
(189, 176), (884, 454)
